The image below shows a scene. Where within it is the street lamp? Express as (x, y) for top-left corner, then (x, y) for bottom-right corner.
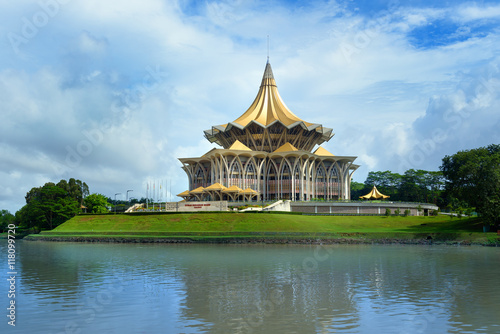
(114, 193), (121, 213)
(126, 190), (133, 201)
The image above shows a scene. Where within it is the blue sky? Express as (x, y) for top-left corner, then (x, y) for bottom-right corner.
(1, 0), (500, 212)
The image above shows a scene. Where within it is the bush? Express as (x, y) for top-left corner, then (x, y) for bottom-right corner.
(465, 207), (474, 217)
(394, 208), (401, 216)
(385, 208), (391, 216)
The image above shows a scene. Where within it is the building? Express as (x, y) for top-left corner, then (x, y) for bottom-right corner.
(178, 61), (359, 202)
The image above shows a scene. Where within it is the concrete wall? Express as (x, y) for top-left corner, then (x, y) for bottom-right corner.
(290, 202), (438, 216)
(165, 201), (228, 212)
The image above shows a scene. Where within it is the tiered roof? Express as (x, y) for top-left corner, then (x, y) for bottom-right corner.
(204, 61), (334, 152)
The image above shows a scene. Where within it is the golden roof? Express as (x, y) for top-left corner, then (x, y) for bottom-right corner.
(190, 186), (205, 194)
(228, 140), (252, 151)
(204, 183), (227, 191)
(242, 188), (259, 194)
(176, 190), (191, 197)
(203, 61), (335, 151)
(313, 146), (335, 157)
(222, 185), (243, 193)
(273, 142), (298, 153)
(359, 185), (390, 199)
(231, 62), (313, 128)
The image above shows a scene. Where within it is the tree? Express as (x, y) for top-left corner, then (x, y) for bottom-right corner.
(0, 210), (15, 233)
(17, 179), (86, 230)
(364, 171), (402, 198)
(441, 144), (500, 227)
(84, 194), (110, 213)
(350, 181), (366, 200)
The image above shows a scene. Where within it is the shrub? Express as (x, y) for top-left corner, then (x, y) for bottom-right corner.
(404, 209), (411, 217)
(394, 208), (401, 216)
(385, 208), (391, 216)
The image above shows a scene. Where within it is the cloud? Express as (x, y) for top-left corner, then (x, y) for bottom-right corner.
(1, 0), (500, 213)
(457, 4), (500, 21)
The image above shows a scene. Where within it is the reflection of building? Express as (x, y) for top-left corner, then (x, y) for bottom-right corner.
(179, 61), (359, 201)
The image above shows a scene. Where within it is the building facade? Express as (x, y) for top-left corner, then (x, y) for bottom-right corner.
(178, 61), (359, 201)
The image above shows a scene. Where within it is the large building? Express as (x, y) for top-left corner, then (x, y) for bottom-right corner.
(178, 61), (359, 202)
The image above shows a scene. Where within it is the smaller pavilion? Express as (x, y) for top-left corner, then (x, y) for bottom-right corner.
(359, 185), (389, 200)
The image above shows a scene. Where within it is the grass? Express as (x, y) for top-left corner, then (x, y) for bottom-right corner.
(22, 213), (499, 245)
(44, 213), (482, 234)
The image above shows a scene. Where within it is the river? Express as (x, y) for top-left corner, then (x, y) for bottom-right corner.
(1, 240), (499, 333)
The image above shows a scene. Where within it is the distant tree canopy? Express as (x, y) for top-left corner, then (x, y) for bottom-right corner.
(441, 144), (500, 227)
(16, 178), (88, 230)
(84, 193), (110, 213)
(353, 169), (445, 204)
(0, 210), (15, 233)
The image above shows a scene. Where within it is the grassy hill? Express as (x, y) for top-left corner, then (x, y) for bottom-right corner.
(24, 213), (499, 245)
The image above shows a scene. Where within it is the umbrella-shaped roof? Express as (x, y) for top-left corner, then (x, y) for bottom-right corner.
(177, 190), (191, 197)
(222, 185), (243, 193)
(359, 185), (390, 199)
(190, 186), (205, 194)
(242, 188), (259, 194)
(204, 183), (227, 191)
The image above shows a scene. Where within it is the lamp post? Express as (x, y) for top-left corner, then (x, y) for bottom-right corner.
(114, 193), (121, 213)
(126, 190), (133, 202)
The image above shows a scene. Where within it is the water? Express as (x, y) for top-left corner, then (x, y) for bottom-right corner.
(1, 240), (499, 334)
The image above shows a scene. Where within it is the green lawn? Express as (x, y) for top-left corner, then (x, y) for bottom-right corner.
(45, 213), (484, 234)
(23, 213), (499, 244)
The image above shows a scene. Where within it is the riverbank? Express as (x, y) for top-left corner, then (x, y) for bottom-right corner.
(23, 213), (500, 246)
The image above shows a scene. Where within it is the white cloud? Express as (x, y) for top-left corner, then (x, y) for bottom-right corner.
(1, 0), (500, 212)
(457, 4), (500, 21)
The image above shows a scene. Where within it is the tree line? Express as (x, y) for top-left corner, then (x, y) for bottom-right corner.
(8, 178), (112, 232)
(1, 144), (498, 232)
(351, 169), (445, 205)
(352, 144), (500, 227)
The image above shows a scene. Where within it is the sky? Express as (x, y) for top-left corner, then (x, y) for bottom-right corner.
(1, 0), (500, 213)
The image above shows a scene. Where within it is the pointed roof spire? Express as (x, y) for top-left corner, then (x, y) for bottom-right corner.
(261, 61), (275, 85)
(267, 34), (270, 64)
(231, 61), (310, 127)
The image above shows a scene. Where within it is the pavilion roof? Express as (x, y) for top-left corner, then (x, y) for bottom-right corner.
(359, 185), (390, 199)
(313, 146), (335, 157)
(228, 140), (252, 151)
(204, 183), (227, 191)
(273, 142), (298, 153)
(190, 187), (205, 194)
(222, 185), (243, 193)
(242, 188), (259, 194)
(176, 190), (191, 197)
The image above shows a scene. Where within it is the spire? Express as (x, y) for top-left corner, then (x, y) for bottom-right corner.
(261, 61), (275, 86)
(231, 61), (307, 127)
(267, 34), (270, 63)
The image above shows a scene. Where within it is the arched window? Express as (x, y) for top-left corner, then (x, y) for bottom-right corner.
(229, 159), (242, 188)
(245, 161), (257, 190)
(279, 161), (292, 200)
(293, 163), (301, 201)
(266, 161), (278, 201)
(316, 165), (326, 199)
(194, 165), (206, 189)
(329, 165), (339, 200)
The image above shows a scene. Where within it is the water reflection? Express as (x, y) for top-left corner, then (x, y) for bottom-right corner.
(0, 241), (499, 333)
